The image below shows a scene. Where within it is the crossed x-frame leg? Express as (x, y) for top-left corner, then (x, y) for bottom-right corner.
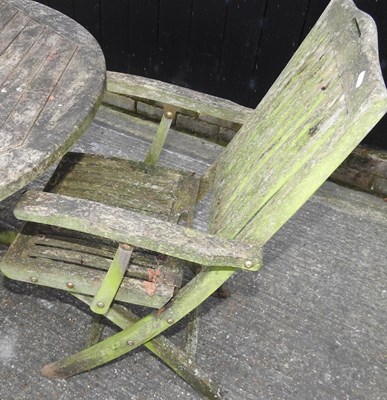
(40, 268), (235, 399)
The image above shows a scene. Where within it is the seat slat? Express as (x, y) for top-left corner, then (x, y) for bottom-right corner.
(27, 226), (175, 280)
(46, 153), (195, 222)
(1, 252), (173, 308)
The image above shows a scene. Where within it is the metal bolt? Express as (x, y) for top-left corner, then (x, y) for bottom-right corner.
(96, 301), (105, 308)
(30, 276), (38, 283)
(244, 260), (253, 269)
(127, 340), (134, 346)
(120, 243), (132, 251)
(66, 282), (74, 289)
(167, 318), (174, 324)
(165, 111), (173, 119)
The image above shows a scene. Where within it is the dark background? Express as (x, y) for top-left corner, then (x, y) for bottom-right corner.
(34, 0), (387, 149)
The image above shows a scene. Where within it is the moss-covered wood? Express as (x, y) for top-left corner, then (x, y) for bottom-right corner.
(208, 0), (387, 244)
(73, 294), (222, 399)
(28, 0), (387, 383)
(1, 152), (200, 308)
(14, 190), (262, 271)
(90, 244), (133, 314)
(107, 71), (252, 124)
(2, 1), (387, 397)
(144, 107), (177, 166)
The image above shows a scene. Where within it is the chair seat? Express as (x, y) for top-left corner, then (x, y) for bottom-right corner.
(1, 153), (200, 308)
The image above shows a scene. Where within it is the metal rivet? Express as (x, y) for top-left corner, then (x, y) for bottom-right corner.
(96, 301), (105, 308)
(30, 276), (38, 283)
(66, 282), (74, 289)
(120, 243), (132, 251)
(127, 340), (134, 346)
(244, 260), (253, 269)
(167, 318), (174, 324)
(165, 111), (173, 119)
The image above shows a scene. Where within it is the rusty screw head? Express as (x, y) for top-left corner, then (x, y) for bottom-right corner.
(66, 282), (74, 289)
(165, 111), (174, 119)
(120, 243), (132, 251)
(244, 260), (253, 269)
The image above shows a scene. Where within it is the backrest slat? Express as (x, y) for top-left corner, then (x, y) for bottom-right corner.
(209, 0), (387, 244)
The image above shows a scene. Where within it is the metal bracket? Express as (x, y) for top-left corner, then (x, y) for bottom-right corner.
(90, 243), (133, 315)
(144, 105), (178, 166)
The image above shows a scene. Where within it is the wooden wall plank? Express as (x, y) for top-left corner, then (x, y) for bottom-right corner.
(216, 0), (266, 104)
(247, 0), (310, 108)
(127, 0), (159, 78)
(47, 0), (74, 17)
(185, 0), (228, 94)
(100, 0), (129, 72)
(73, 0), (101, 42)
(157, 0), (192, 86)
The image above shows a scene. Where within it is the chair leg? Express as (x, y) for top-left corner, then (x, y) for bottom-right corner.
(215, 283), (231, 299)
(40, 267), (235, 379)
(0, 229), (17, 245)
(184, 308), (199, 359)
(74, 294), (222, 400)
(85, 314), (105, 348)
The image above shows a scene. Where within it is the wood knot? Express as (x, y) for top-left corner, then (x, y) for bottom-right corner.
(308, 125), (319, 137)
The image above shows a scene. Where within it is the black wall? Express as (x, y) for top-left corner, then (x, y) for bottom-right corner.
(34, 0), (387, 149)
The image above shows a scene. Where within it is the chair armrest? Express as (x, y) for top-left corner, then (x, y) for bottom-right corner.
(107, 71), (253, 124)
(14, 191), (262, 271)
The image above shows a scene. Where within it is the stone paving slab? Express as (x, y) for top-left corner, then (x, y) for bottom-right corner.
(0, 107), (386, 400)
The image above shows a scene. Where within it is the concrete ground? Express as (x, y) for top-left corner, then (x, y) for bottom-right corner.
(0, 106), (386, 400)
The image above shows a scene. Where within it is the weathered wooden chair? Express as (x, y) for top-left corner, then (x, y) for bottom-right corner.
(1, 0), (387, 398)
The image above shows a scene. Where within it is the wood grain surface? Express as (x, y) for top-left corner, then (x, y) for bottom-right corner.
(0, 0), (105, 201)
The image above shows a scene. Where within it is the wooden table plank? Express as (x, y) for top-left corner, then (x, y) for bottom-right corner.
(0, 8), (30, 55)
(0, 20), (46, 85)
(0, 0), (105, 201)
(0, 2), (18, 30)
(2, 37), (78, 150)
(1, 33), (75, 144)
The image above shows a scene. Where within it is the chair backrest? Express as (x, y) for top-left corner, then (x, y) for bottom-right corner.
(209, 0), (387, 245)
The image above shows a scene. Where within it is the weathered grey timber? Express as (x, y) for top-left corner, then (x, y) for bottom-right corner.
(0, 0), (105, 202)
(107, 72), (252, 124)
(13, 191), (262, 270)
(2, 152), (199, 309)
(209, 2), (387, 243)
(0, 0), (386, 399)
(1, 89), (386, 400)
(331, 146), (387, 197)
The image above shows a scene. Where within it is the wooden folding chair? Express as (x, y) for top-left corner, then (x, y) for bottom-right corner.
(1, 0), (387, 398)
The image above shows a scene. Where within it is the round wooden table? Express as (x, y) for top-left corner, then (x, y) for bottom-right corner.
(0, 0), (106, 201)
